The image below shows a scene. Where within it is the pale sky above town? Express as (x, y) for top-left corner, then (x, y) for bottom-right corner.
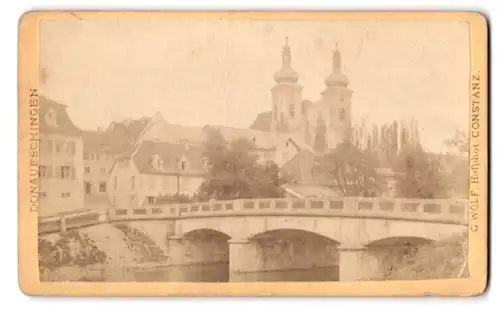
(39, 18), (470, 153)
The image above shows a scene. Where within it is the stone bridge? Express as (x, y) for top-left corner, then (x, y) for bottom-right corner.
(38, 197), (468, 282)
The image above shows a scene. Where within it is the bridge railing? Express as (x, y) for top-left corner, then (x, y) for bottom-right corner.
(38, 209), (107, 234)
(39, 197), (468, 235)
(106, 197), (468, 225)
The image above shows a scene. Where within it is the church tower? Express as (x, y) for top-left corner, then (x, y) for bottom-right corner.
(271, 37), (303, 134)
(321, 44), (353, 148)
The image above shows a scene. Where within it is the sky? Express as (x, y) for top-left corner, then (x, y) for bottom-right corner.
(39, 18), (470, 153)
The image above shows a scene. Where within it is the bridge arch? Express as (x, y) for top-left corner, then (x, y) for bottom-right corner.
(183, 228), (231, 241)
(233, 228), (342, 282)
(250, 228), (341, 244)
(175, 215), (466, 247)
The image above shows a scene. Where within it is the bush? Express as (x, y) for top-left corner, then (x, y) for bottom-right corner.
(38, 231), (108, 273)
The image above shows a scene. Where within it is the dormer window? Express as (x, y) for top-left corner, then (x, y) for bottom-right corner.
(151, 154), (163, 170)
(179, 158), (188, 171)
(45, 109), (58, 127)
(202, 159), (209, 170)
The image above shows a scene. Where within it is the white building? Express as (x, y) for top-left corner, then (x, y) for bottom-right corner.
(38, 97), (84, 217)
(107, 140), (207, 208)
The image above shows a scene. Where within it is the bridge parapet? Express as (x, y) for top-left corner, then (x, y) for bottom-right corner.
(108, 197), (468, 224)
(38, 197), (468, 235)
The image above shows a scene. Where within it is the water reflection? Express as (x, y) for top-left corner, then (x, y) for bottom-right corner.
(45, 263), (339, 282)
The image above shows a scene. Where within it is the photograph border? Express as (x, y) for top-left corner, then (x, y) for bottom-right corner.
(17, 10), (489, 297)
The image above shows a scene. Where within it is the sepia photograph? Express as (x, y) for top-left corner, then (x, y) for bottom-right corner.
(17, 11), (488, 296)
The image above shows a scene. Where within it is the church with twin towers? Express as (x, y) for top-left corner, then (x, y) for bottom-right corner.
(251, 37), (353, 152)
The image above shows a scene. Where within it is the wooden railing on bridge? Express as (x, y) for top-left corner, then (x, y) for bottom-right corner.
(38, 197), (469, 235)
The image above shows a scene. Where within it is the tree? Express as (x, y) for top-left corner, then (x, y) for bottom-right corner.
(313, 116), (327, 153)
(444, 130), (469, 155)
(393, 146), (447, 198)
(199, 130), (286, 200)
(314, 141), (384, 197)
(441, 130), (469, 198)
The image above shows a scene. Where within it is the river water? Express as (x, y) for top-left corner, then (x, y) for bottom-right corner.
(42, 263), (339, 282)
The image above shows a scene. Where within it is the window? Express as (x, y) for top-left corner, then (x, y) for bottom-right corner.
(71, 166), (76, 180)
(99, 182), (107, 193)
(55, 140), (63, 153)
(339, 108), (346, 121)
(100, 167), (106, 173)
(66, 141), (76, 155)
(84, 182), (91, 195)
(114, 176), (118, 190)
(61, 192), (70, 198)
(130, 195), (135, 202)
(45, 109), (57, 127)
(152, 154), (163, 170)
(83, 153), (89, 160)
(179, 158), (188, 171)
(84, 167), (91, 174)
(95, 154), (100, 160)
(147, 196), (156, 204)
(39, 165), (51, 177)
(60, 166), (71, 179)
(131, 176), (135, 189)
(288, 104), (295, 117)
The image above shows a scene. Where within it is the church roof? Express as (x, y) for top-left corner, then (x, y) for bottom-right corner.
(39, 96), (82, 137)
(216, 126), (275, 150)
(274, 66), (299, 84)
(274, 37), (299, 84)
(249, 111), (272, 132)
(324, 47), (349, 87)
(324, 71), (349, 87)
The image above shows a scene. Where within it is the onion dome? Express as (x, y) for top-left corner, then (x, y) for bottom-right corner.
(325, 45), (349, 87)
(274, 37), (299, 84)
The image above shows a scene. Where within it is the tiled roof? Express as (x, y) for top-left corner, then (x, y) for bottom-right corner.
(39, 96), (82, 137)
(131, 141), (207, 176)
(135, 116), (276, 151)
(249, 111), (272, 132)
(83, 117), (151, 154)
(135, 120), (207, 145)
(215, 126), (276, 150)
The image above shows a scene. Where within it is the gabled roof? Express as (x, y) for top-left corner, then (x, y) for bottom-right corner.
(134, 115), (277, 151)
(39, 96), (82, 137)
(249, 111), (272, 132)
(83, 117), (152, 154)
(215, 126), (276, 150)
(131, 141), (207, 176)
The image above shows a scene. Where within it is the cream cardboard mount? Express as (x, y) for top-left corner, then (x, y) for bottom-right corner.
(17, 10), (489, 297)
